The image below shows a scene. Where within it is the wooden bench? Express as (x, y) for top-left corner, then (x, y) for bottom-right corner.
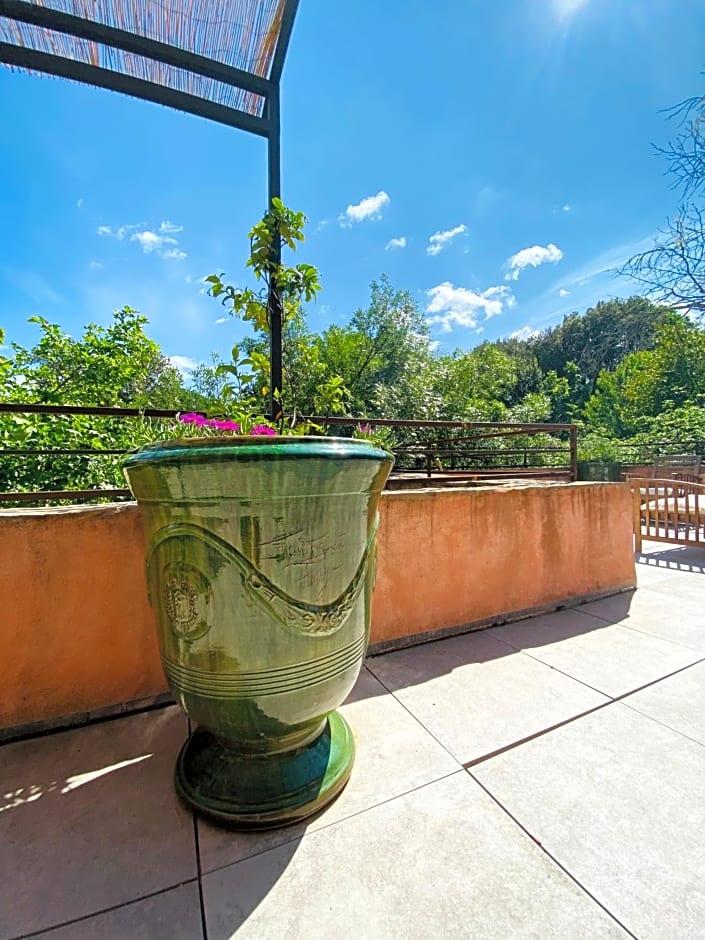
(630, 477), (705, 550)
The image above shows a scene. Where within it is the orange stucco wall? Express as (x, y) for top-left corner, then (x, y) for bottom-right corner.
(0, 505), (167, 732)
(372, 482), (635, 647)
(0, 482), (635, 732)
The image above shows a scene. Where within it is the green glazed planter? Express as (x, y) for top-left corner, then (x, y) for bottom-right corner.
(123, 436), (393, 829)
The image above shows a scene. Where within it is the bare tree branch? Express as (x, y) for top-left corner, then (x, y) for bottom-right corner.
(621, 206), (705, 314)
(654, 95), (705, 199)
(621, 80), (705, 316)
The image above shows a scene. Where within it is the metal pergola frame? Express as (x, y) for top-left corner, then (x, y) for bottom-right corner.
(0, 0), (300, 413)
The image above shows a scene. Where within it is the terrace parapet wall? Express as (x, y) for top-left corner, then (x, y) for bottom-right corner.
(0, 482), (635, 736)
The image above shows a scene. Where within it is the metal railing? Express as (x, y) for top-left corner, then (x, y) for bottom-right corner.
(616, 439), (705, 466)
(307, 415), (578, 484)
(0, 403), (178, 504)
(0, 403), (579, 505)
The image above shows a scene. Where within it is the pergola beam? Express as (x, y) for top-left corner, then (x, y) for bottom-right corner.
(0, 42), (270, 135)
(269, 0), (299, 85)
(0, 0), (273, 98)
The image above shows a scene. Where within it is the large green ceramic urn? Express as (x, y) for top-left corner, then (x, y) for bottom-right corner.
(123, 436), (393, 828)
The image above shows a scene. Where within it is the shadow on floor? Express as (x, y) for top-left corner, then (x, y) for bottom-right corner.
(362, 604), (622, 693)
(636, 546), (705, 574)
(0, 707), (302, 939)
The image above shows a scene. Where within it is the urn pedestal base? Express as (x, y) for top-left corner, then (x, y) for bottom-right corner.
(174, 711), (354, 829)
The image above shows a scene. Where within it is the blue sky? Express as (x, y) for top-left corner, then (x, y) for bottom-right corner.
(1, 0), (705, 379)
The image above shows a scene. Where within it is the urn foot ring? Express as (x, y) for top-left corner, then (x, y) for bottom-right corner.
(175, 712), (354, 830)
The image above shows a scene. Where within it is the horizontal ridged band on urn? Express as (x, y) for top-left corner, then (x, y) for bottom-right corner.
(161, 632), (368, 699)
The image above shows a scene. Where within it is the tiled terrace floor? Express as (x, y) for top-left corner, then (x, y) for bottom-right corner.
(2, 541), (704, 939)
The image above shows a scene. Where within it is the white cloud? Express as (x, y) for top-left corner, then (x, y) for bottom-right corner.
(510, 326), (540, 341)
(168, 355), (198, 377)
(215, 317), (228, 324)
(562, 204), (572, 213)
(558, 288), (570, 297)
(158, 221), (183, 235)
(131, 229), (185, 259)
(425, 281), (515, 332)
(76, 198), (83, 209)
(98, 220), (186, 260)
(484, 284), (518, 309)
(161, 247), (187, 261)
(97, 223), (138, 240)
(131, 231), (164, 253)
(426, 224), (467, 256)
(88, 261), (103, 270)
(385, 236), (407, 251)
(505, 243), (563, 280)
(339, 191), (390, 226)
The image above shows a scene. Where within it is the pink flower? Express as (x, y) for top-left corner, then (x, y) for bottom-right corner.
(179, 412), (208, 427)
(209, 419), (241, 432)
(178, 413), (275, 436)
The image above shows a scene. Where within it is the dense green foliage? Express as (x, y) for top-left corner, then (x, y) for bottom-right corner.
(0, 309), (206, 494)
(2, 287), (705, 497)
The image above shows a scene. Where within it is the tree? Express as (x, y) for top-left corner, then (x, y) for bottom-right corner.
(583, 351), (654, 437)
(189, 353), (228, 403)
(312, 276), (434, 416)
(529, 297), (670, 392)
(372, 354), (443, 421)
(435, 344), (521, 422)
(584, 314), (705, 436)
(622, 89), (705, 313)
(0, 308), (207, 495)
(631, 403), (705, 448)
(492, 337), (542, 404)
(0, 328), (8, 385)
(540, 369), (576, 423)
(623, 206), (705, 314)
(2, 307), (188, 407)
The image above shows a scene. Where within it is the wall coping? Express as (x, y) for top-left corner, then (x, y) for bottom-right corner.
(0, 480), (628, 517)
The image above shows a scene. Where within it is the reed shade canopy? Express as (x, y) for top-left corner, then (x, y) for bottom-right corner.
(0, 0), (300, 409)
